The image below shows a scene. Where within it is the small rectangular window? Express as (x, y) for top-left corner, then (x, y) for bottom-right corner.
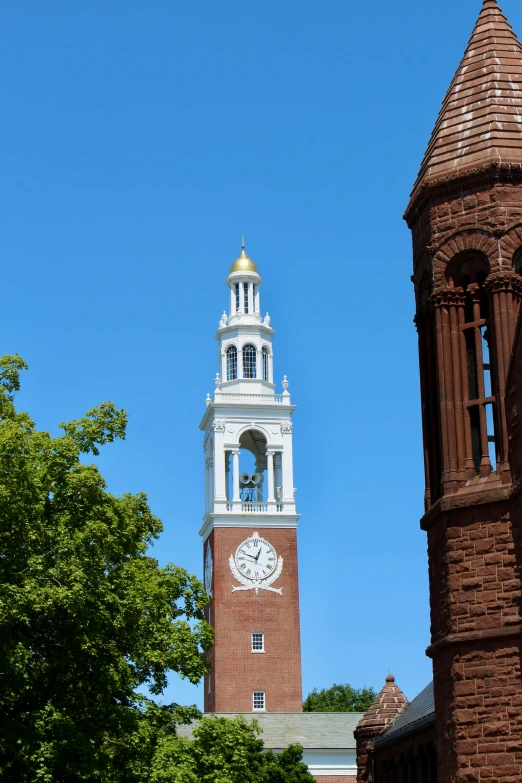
(252, 633), (264, 652)
(253, 691), (265, 711)
(244, 283), (249, 314)
(235, 284), (240, 311)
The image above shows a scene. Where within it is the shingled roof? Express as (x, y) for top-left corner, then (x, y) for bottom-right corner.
(411, 0), (522, 201)
(354, 675), (408, 737)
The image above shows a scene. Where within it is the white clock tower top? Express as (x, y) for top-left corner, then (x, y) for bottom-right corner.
(199, 242), (299, 539)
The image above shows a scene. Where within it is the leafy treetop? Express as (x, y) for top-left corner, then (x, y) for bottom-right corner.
(303, 683), (376, 713)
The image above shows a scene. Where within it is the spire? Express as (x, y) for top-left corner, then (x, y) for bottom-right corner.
(410, 0), (522, 203)
(355, 675), (408, 735)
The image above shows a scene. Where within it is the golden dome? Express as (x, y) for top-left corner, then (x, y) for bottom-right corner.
(229, 240), (259, 275)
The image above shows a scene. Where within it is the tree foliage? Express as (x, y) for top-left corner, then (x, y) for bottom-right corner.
(303, 683), (376, 713)
(150, 715), (315, 783)
(0, 355), (213, 781)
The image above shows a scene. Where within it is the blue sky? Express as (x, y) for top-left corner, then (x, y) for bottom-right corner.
(3, 0), (521, 710)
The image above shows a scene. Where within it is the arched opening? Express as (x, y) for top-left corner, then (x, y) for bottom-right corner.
(237, 429), (267, 503)
(243, 344), (257, 378)
(226, 345), (237, 381)
(262, 346), (270, 382)
(447, 252), (496, 474)
(513, 247), (522, 276)
(446, 251), (490, 321)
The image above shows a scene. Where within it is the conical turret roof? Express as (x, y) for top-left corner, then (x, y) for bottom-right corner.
(410, 0), (522, 202)
(355, 675), (408, 735)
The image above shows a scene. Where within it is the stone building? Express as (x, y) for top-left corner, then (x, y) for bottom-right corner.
(356, 1), (522, 781)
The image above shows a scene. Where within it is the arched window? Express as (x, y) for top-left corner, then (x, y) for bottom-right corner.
(226, 345), (237, 381)
(243, 344), (257, 378)
(262, 346), (269, 381)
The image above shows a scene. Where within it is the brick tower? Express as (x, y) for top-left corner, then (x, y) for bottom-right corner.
(405, 2), (522, 780)
(200, 243), (302, 714)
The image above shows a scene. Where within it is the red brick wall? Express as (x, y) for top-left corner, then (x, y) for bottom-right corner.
(204, 526), (302, 713)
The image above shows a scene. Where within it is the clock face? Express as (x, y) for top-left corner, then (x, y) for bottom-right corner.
(205, 543), (213, 596)
(234, 535), (277, 582)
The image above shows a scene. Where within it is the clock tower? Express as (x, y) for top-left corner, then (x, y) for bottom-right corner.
(200, 242), (303, 714)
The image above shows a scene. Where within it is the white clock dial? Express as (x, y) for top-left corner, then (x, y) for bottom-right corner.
(205, 543), (213, 596)
(234, 535), (277, 582)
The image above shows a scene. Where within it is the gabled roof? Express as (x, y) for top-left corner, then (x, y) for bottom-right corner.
(177, 712), (362, 750)
(373, 682), (435, 747)
(354, 675), (408, 735)
(410, 0), (522, 201)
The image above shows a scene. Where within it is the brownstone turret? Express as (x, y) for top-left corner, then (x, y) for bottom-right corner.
(354, 675), (407, 783)
(406, 1), (522, 781)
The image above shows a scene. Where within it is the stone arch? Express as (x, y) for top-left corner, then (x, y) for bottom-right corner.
(432, 229), (498, 288)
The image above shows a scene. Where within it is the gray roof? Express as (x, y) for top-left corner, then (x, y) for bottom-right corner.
(177, 712), (363, 750)
(373, 682), (435, 746)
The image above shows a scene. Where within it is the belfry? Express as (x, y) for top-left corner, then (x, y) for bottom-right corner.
(199, 242), (303, 714)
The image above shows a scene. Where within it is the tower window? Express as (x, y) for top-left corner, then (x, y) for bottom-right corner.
(243, 344), (257, 378)
(252, 633), (264, 652)
(262, 346), (269, 382)
(244, 283), (249, 314)
(253, 692), (265, 711)
(235, 284), (240, 312)
(226, 345), (238, 381)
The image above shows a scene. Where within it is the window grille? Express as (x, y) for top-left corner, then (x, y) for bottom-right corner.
(226, 345), (238, 381)
(252, 633), (264, 652)
(243, 344), (257, 378)
(253, 692), (265, 711)
(244, 283), (249, 314)
(235, 284), (240, 311)
(262, 346), (269, 382)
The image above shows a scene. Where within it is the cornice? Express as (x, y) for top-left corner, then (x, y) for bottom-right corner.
(420, 486), (511, 531)
(199, 514), (300, 541)
(426, 624), (522, 659)
(405, 162), (522, 228)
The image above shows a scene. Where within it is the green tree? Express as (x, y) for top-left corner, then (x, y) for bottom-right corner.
(303, 683), (376, 713)
(150, 715), (315, 783)
(0, 355), (213, 781)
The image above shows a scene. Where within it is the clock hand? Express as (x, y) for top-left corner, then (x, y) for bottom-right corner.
(241, 553), (257, 562)
(255, 547), (262, 562)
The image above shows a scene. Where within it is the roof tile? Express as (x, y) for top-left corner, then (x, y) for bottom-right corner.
(411, 0), (522, 199)
(355, 675), (408, 735)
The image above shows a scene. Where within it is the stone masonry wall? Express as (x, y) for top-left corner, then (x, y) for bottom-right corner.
(410, 175), (522, 783)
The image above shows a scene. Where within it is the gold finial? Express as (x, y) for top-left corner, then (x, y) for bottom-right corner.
(229, 237), (259, 275)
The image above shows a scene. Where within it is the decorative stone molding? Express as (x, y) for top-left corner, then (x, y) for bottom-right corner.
(213, 420), (226, 433)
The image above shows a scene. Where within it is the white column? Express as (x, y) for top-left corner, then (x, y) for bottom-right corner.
(213, 427), (227, 507)
(232, 450), (240, 502)
(274, 453), (282, 503)
(248, 283), (254, 314)
(230, 286), (235, 315)
(254, 285), (260, 313)
(281, 427), (295, 506)
(225, 452), (231, 501)
(267, 451), (275, 502)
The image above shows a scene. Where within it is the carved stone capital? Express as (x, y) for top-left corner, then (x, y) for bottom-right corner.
(281, 422), (293, 433)
(213, 420), (226, 433)
(431, 287), (465, 308)
(484, 272), (522, 297)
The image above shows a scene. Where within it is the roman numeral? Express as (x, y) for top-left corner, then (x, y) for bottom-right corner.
(246, 569), (251, 576)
